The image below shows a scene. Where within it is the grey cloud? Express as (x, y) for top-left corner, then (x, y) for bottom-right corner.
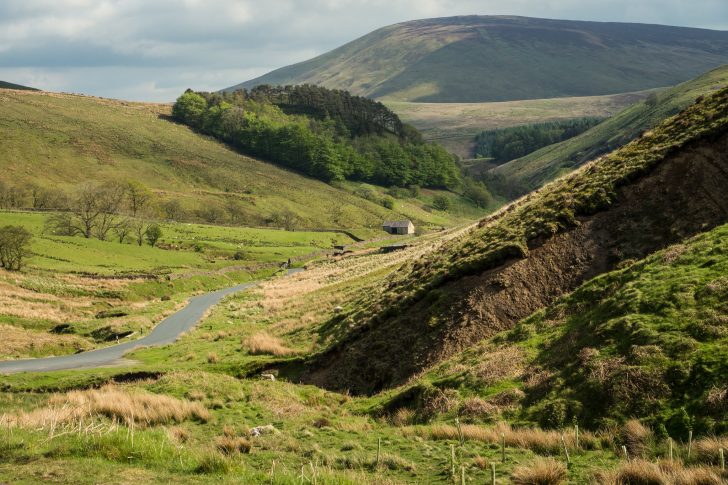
(0, 0), (726, 101)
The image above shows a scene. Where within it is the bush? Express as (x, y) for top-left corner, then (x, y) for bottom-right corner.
(432, 194), (452, 211)
(145, 224), (162, 247)
(0, 225), (32, 270)
(380, 196), (395, 209)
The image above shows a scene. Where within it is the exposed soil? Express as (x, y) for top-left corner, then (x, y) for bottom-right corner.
(305, 130), (728, 395)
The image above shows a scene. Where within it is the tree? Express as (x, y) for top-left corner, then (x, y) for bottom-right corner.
(69, 182), (124, 239)
(44, 212), (79, 236)
(125, 181), (153, 217)
(132, 219), (151, 246)
(0, 225), (32, 271)
(432, 194), (452, 212)
(162, 199), (184, 221)
(145, 224), (162, 247)
(114, 218), (132, 243)
(462, 178), (492, 208)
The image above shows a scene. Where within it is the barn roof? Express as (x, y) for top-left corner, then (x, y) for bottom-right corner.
(382, 220), (413, 228)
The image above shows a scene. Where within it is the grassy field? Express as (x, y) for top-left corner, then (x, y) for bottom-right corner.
(0, 89), (484, 234)
(1, 220), (726, 483)
(491, 64), (728, 196)
(386, 90), (652, 158)
(0, 210), (353, 360)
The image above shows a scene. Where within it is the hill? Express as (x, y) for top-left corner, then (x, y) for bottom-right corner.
(302, 84), (728, 396)
(376, 221), (728, 436)
(489, 64), (728, 197)
(0, 90), (484, 234)
(385, 90), (653, 158)
(229, 16), (728, 103)
(0, 80), (37, 91)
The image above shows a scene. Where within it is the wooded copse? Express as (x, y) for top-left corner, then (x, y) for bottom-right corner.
(474, 117), (603, 163)
(172, 86), (461, 188)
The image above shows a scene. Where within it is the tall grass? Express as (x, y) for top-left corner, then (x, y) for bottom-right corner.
(7, 385), (209, 428)
(402, 421), (598, 454)
(242, 332), (296, 356)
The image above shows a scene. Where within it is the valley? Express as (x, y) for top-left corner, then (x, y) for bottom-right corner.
(1, 9), (728, 485)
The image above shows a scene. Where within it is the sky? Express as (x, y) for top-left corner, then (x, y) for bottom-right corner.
(0, 0), (727, 102)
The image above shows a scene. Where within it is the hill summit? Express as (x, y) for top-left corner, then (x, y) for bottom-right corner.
(229, 16), (728, 103)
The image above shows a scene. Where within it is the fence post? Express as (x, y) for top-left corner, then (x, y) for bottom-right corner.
(561, 434), (571, 465)
(719, 448), (724, 471)
(450, 443), (456, 477)
(460, 465), (466, 485)
(490, 462), (496, 485)
(622, 445), (629, 460)
(376, 437), (381, 469)
(687, 430), (693, 459)
(575, 424), (580, 450)
(501, 433), (506, 463)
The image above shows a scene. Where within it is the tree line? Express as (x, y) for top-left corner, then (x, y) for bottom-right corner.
(43, 181), (162, 246)
(474, 117), (603, 163)
(172, 86), (461, 188)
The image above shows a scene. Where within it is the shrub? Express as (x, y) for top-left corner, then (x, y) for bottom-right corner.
(0, 225), (32, 271)
(207, 352), (219, 363)
(511, 457), (568, 485)
(432, 194), (452, 211)
(380, 196), (395, 210)
(145, 224), (162, 247)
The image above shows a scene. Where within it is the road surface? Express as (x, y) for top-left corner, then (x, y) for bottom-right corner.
(0, 269), (301, 374)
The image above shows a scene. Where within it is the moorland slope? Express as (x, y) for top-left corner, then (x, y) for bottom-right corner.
(232, 16), (728, 103)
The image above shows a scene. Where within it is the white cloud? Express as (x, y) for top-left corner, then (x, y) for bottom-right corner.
(0, 0), (726, 101)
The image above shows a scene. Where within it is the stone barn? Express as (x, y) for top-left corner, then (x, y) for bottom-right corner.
(382, 220), (415, 235)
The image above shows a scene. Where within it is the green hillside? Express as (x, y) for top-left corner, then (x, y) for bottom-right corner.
(0, 80), (37, 91)
(303, 84), (728, 396)
(230, 16), (728, 103)
(0, 90), (483, 233)
(378, 222), (728, 436)
(489, 64), (728, 196)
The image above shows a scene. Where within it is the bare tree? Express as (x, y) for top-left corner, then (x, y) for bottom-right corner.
(132, 218), (151, 246)
(66, 182), (124, 239)
(125, 180), (153, 217)
(114, 218), (132, 243)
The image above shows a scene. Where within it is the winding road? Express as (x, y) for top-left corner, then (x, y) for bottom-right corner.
(0, 270), (300, 375)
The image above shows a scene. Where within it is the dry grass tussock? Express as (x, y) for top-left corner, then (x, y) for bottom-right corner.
(511, 457), (568, 485)
(471, 346), (526, 384)
(0, 324), (89, 358)
(402, 421), (598, 454)
(621, 419), (652, 458)
(593, 459), (725, 484)
(693, 436), (728, 464)
(215, 435), (251, 454)
(5, 385), (209, 428)
(242, 332), (295, 356)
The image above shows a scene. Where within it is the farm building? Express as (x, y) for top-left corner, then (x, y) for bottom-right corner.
(382, 220), (415, 235)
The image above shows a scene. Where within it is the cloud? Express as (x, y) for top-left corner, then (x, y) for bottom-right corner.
(0, 0), (726, 101)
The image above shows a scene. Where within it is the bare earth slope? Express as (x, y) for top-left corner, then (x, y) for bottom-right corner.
(303, 87), (728, 394)
(231, 16), (728, 103)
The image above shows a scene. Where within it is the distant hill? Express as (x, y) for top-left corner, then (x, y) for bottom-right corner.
(229, 16), (728, 103)
(489, 64), (728, 197)
(0, 80), (37, 91)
